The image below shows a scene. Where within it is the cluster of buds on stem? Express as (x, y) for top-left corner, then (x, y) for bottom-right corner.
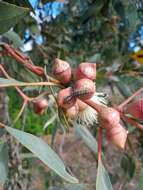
(53, 58), (131, 150)
(52, 59), (97, 118)
(2, 43), (143, 152)
(52, 59), (143, 150)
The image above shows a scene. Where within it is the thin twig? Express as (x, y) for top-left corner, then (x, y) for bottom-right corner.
(0, 65), (31, 101)
(14, 100), (28, 124)
(121, 114), (143, 131)
(0, 43), (62, 84)
(0, 81), (61, 88)
(118, 86), (143, 110)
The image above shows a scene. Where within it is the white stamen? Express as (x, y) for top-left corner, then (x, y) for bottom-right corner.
(76, 92), (107, 126)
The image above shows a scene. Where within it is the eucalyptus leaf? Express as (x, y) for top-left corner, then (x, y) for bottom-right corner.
(121, 154), (135, 180)
(0, 143), (9, 185)
(0, 78), (56, 88)
(96, 160), (113, 190)
(3, 0), (34, 10)
(114, 80), (132, 98)
(48, 184), (84, 190)
(0, 78), (26, 87)
(5, 126), (78, 183)
(0, 1), (29, 34)
(3, 30), (23, 47)
(75, 123), (97, 155)
(64, 184), (84, 190)
(20, 0), (34, 10)
(112, 0), (126, 23)
(42, 0), (65, 3)
(88, 53), (101, 63)
(127, 3), (138, 33)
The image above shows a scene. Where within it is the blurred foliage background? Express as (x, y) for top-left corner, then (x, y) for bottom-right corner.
(1, 0), (143, 189)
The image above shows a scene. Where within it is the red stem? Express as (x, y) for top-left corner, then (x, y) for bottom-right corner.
(121, 114), (143, 131)
(1, 43), (61, 84)
(118, 86), (143, 110)
(14, 100), (28, 123)
(0, 65), (31, 101)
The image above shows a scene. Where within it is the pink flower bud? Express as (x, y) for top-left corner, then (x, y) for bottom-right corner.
(65, 103), (79, 119)
(73, 78), (96, 101)
(57, 87), (76, 109)
(52, 58), (72, 84)
(75, 62), (96, 80)
(33, 98), (48, 115)
(106, 124), (128, 149)
(99, 107), (120, 128)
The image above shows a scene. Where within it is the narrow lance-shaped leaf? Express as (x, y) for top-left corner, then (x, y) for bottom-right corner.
(19, 0), (35, 10)
(0, 1), (29, 34)
(0, 143), (9, 185)
(96, 160), (113, 190)
(75, 123), (97, 155)
(0, 78), (57, 88)
(41, 0), (65, 3)
(0, 78), (29, 87)
(3, 30), (23, 48)
(5, 126), (78, 184)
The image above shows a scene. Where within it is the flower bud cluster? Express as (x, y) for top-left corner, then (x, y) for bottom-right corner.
(52, 58), (143, 150)
(52, 59), (96, 119)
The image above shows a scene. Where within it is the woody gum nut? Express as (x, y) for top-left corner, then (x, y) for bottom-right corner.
(74, 78), (96, 101)
(52, 58), (72, 84)
(33, 98), (48, 115)
(106, 124), (128, 149)
(126, 99), (143, 121)
(75, 62), (96, 80)
(65, 103), (79, 119)
(100, 107), (120, 128)
(57, 87), (76, 109)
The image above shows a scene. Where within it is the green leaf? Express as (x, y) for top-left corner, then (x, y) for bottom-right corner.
(79, 1), (103, 24)
(0, 143), (9, 185)
(0, 1), (29, 34)
(114, 80), (132, 98)
(96, 160), (113, 190)
(0, 78), (25, 87)
(30, 24), (41, 35)
(19, 0), (34, 10)
(88, 53), (101, 63)
(48, 184), (84, 190)
(75, 123), (97, 155)
(42, 0), (65, 3)
(127, 3), (138, 33)
(138, 169), (143, 189)
(120, 154), (135, 180)
(3, 0), (34, 10)
(5, 126), (78, 184)
(64, 184), (84, 190)
(0, 78), (56, 88)
(112, 0), (126, 23)
(3, 30), (23, 47)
